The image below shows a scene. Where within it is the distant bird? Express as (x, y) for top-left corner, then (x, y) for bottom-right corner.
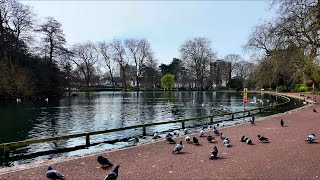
(172, 141), (183, 153)
(210, 146), (218, 159)
(280, 119), (284, 127)
(223, 137), (231, 147)
(246, 138), (253, 145)
(183, 129), (189, 135)
(152, 131), (161, 139)
(46, 166), (65, 180)
(207, 135), (214, 142)
(306, 133), (316, 143)
(104, 165), (120, 180)
(16, 98), (21, 103)
(128, 137), (139, 144)
(199, 129), (205, 137)
(173, 131), (179, 137)
(250, 115), (255, 124)
(166, 133), (173, 138)
(240, 135), (247, 142)
(213, 126), (220, 135)
(257, 135), (269, 142)
(313, 108), (318, 113)
(185, 135), (191, 142)
(193, 137), (199, 145)
(165, 135), (176, 144)
(97, 156), (113, 167)
(220, 132), (226, 140)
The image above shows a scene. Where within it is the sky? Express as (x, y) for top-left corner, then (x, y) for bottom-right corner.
(22, 1), (275, 65)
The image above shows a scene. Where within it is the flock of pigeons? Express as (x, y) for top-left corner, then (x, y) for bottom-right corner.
(46, 106), (318, 180)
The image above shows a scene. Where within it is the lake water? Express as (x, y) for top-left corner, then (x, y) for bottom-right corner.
(0, 91), (303, 166)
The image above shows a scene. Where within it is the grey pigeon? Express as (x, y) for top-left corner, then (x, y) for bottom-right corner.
(223, 137), (231, 147)
(240, 136), (247, 142)
(166, 136), (176, 144)
(193, 137), (200, 145)
(220, 132), (226, 140)
(306, 133), (316, 143)
(104, 165), (120, 180)
(257, 135), (269, 142)
(246, 138), (253, 145)
(172, 141), (183, 153)
(46, 166), (65, 180)
(280, 119), (284, 127)
(183, 129), (189, 135)
(199, 129), (205, 137)
(250, 115), (255, 124)
(313, 108), (318, 113)
(97, 156), (113, 167)
(152, 131), (161, 139)
(210, 146), (218, 159)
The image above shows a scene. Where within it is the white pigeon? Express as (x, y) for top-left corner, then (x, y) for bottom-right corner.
(172, 141), (183, 153)
(200, 129), (204, 137)
(223, 137), (231, 147)
(183, 128), (189, 135)
(306, 134), (316, 143)
(152, 131), (160, 139)
(185, 135), (191, 142)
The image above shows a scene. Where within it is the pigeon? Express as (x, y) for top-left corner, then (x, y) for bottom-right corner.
(166, 133), (173, 138)
(199, 129), (205, 137)
(257, 135), (269, 142)
(240, 135), (248, 142)
(246, 138), (253, 145)
(306, 133), (316, 143)
(172, 141), (183, 153)
(220, 132), (226, 140)
(185, 135), (191, 142)
(128, 137), (139, 144)
(97, 156), (113, 167)
(173, 131), (179, 137)
(183, 129), (189, 135)
(313, 108), (318, 113)
(46, 166), (65, 180)
(223, 137), (231, 147)
(207, 135), (214, 142)
(193, 137), (200, 145)
(152, 131), (161, 139)
(166, 136), (176, 144)
(280, 119), (284, 127)
(104, 165), (120, 180)
(213, 128), (220, 135)
(210, 146), (218, 159)
(250, 115), (255, 124)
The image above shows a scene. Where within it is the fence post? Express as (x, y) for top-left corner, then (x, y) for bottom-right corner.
(3, 144), (9, 161)
(231, 114), (234, 120)
(248, 110), (250, 116)
(210, 117), (213, 123)
(85, 133), (90, 147)
(259, 108), (262, 113)
(181, 122), (185, 129)
(142, 126), (146, 136)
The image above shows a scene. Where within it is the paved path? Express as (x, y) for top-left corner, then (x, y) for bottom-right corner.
(1, 93), (320, 179)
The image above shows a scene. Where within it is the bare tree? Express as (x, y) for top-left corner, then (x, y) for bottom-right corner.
(37, 16), (66, 63)
(224, 54), (242, 78)
(71, 41), (99, 88)
(110, 39), (129, 90)
(98, 41), (116, 89)
(125, 38), (153, 90)
(180, 37), (215, 90)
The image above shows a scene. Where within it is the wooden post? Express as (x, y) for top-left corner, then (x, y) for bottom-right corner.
(85, 133), (90, 147)
(142, 126), (146, 136)
(248, 110), (250, 116)
(210, 117), (213, 123)
(3, 144), (9, 161)
(231, 114), (234, 120)
(259, 108), (262, 113)
(182, 122), (185, 129)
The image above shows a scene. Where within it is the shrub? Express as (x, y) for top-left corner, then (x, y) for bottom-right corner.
(298, 85), (308, 92)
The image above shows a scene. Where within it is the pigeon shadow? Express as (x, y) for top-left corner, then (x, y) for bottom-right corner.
(306, 141), (320, 144)
(193, 144), (203, 146)
(260, 141), (270, 143)
(101, 166), (113, 170)
(173, 152), (191, 155)
(210, 156), (227, 161)
(281, 125), (290, 127)
(208, 141), (217, 143)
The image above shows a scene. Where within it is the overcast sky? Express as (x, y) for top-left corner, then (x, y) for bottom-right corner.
(23, 1), (274, 65)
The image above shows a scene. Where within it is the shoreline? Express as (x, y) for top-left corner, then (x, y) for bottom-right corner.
(0, 92), (315, 178)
